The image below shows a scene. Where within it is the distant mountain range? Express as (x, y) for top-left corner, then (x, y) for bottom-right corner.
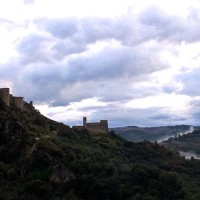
(111, 125), (195, 142)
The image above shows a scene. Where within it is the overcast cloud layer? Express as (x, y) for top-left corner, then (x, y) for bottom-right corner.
(1, 0), (200, 127)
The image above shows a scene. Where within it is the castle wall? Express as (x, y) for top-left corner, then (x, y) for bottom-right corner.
(81, 117), (108, 135)
(0, 88), (10, 106)
(87, 125), (107, 135)
(10, 94), (24, 111)
(10, 94), (14, 105)
(100, 120), (108, 133)
(0, 87), (35, 112)
(13, 97), (24, 111)
(23, 101), (35, 112)
(73, 118), (108, 135)
(87, 121), (108, 135)
(72, 126), (87, 133)
(9, 94), (24, 111)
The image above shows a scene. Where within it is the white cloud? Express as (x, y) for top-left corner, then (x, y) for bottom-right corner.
(1, 0), (200, 127)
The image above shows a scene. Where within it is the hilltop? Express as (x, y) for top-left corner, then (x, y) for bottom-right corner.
(2, 100), (200, 199)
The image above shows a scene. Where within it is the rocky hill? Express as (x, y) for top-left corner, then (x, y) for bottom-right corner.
(2, 100), (200, 199)
(111, 125), (193, 142)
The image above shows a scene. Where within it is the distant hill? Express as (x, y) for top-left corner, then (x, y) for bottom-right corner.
(111, 125), (193, 142)
(2, 99), (200, 199)
(163, 128), (200, 158)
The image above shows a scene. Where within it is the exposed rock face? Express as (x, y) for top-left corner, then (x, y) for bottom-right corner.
(0, 116), (25, 144)
(51, 163), (75, 183)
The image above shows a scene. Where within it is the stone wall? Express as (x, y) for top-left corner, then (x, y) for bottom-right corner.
(0, 88), (10, 106)
(87, 120), (108, 135)
(0, 88), (35, 112)
(13, 97), (24, 111)
(10, 95), (24, 111)
(24, 101), (35, 112)
(73, 117), (108, 135)
(86, 118), (108, 135)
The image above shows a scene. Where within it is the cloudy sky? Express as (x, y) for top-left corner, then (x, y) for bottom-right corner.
(1, 0), (200, 127)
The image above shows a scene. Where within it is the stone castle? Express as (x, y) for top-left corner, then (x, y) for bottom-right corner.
(0, 88), (108, 134)
(0, 88), (34, 112)
(73, 117), (108, 135)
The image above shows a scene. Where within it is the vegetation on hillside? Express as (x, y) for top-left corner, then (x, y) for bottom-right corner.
(1, 100), (200, 199)
(163, 129), (200, 154)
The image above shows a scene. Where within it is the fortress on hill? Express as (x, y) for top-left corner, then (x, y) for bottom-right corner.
(0, 88), (108, 134)
(0, 88), (34, 112)
(73, 117), (108, 135)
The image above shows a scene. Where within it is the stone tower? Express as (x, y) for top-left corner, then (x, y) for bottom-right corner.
(83, 117), (87, 128)
(0, 88), (10, 106)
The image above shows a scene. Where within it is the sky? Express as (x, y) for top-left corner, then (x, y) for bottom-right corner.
(1, 0), (200, 127)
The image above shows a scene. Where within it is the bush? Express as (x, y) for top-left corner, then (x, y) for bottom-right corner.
(7, 168), (17, 180)
(23, 179), (52, 199)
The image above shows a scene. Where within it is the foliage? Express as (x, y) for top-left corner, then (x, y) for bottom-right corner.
(1, 101), (200, 199)
(164, 129), (200, 154)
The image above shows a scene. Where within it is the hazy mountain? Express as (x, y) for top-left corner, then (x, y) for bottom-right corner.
(2, 99), (200, 199)
(111, 125), (193, 142)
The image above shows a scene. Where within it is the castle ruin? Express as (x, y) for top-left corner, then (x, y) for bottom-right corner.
(0, 88), (34, 112)
(0, 88), (10, 106)
(73, 117), (108, 135)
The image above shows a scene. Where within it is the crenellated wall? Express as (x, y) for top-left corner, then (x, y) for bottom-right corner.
(0, 88), (35, 112)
